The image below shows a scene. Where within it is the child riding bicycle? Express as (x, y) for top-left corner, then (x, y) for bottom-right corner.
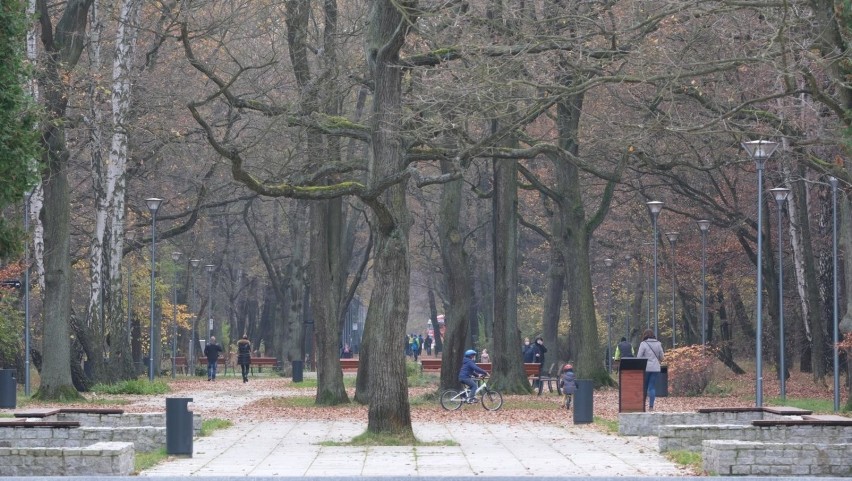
(560, 363), (577, 409)
(459, 349), (488, 403)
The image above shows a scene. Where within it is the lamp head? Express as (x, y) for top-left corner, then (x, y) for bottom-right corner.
(604, 258), (614, 267)
(145, 197), (163, 213)
(205, 264), (215, 273)
(742, 140), (778, 169)
(190, 259), (201, 268)
(769, 187), (790, 203)
(697, 220), (711, 232)
(666, 231), (679, 243)
(171, 251), (182, 262)
(646, 200), (664, 219)
(829, 176), (838, 188)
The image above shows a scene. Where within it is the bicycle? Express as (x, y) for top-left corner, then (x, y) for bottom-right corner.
(440, 376), (503, 411)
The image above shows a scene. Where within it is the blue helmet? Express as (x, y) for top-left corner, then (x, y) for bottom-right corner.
(464, 349), (477, 358)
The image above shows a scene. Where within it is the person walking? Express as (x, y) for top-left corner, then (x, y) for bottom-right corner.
(614, 336), (634, 372)
(204, 336), (223, 381)
(237, 334), (252, 382)
(636, 329), (664, 411)
(522, 337), (535, 363)
(424, 334), (433, 356)
(531, 337), (547, 390)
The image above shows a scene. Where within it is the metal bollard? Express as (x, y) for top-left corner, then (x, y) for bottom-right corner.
(573, 379), (594, 424)
(292, 360), (303, 383)
(165, 397), (193, 456)
(0, 369), (15, 408)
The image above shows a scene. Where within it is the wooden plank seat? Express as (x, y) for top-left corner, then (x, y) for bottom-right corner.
(420, 358), (442, 372)
(340, 358), (359, 371)
(697, 407), (764, 414)
(762, 406), (813, 416)
(59, 408), (125, 415)
(527, 363), (560, 395)
(0, 419), (80, 428)
(753, 415), (852, 427)
(251, 357), (279, 374)
(13, 408), (61, 418)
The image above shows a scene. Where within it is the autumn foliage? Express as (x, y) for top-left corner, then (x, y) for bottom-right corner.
(667, 344), (718, 396)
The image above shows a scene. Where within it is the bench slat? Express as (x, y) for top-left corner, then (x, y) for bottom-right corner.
(13, 408), (61, 418)
(0, 420), (80, 428)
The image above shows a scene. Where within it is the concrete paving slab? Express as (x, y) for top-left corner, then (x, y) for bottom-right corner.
(140, 419), (689, 477)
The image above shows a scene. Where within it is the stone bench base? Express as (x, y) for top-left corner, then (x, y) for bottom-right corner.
(619, 411), (771, 436)
(703, 440), (852, 476)
(0, 441), (134, 476)
(0, 426), (166, 452)
(659, 423), (852, 452)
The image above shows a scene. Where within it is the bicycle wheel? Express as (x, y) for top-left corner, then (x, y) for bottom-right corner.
(440, 389), (464, 411)
(480, 388), (503, 411)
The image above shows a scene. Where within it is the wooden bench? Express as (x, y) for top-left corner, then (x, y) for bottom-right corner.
(420, 358), (442, 372)
(753, 414), (852, 427)
(0, 419), (80, 428)
(251, 357), (279, 373)
(528, 363), (560, 395)
(340, 358), (359, 372)
(14, 407), (124, 418)
(174, 356), (188, 374)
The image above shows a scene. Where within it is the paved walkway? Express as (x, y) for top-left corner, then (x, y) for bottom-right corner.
(141, 419), (687, 477)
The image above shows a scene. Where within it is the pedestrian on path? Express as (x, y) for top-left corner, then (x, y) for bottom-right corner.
(204, 336), (223, 381)
(237, 334), (252, 382)
(637, 329), (664, 411)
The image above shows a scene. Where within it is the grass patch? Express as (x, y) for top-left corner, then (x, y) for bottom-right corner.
(269, 395), (322, 408)
(665, 450), (703, 471)
(502, 398), (560, 410)
(91, 379), (170, 395)
(594, 416), (619, 434)
(199, 418), (232, 436)
(766, 397), (843, 413)
(703, 383), (733, 396)
(134, 447), (168, 473)
(320, 430), (458, 447)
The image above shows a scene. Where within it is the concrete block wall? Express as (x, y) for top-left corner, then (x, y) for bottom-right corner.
(55, 411), (202, 434)
(618, 411), (768, 436)
(659, 424), (852, 452)
(0, 426), (165, 452)
(703, 440), (852, 476)
(0, 441), (134, 476)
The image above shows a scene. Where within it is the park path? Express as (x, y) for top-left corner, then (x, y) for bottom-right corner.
(132, 377), (690, 477)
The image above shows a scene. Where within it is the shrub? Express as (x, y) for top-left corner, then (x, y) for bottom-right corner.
(91, 379), (170, 395)
(667, 345), (716, 396)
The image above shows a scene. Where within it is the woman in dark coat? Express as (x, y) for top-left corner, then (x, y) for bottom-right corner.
(237, 335), (252, 382)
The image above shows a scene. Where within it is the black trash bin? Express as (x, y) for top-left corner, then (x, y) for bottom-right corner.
(655, 365), (668, 398)
(292, 360), (303, 383)
(573, 379), (593, 424)
(0, 369), (16, 408)
(165, 397), (193, 456)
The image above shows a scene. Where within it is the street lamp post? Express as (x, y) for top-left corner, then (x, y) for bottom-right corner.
(205, 264), (215, 338)
(170, 251), (181, 379)
(189, 259), (200, 376)
(647, 201), (664, 338)
(625, 254), (632, 339)
(742, 140), (778, 407)
(145, 198), (163, 382)
(605, 258), (614, 373)
(23, 190), (32, 396)
(697, 220), (711, 346)
(770, 187), (790, 400)
(666, 232), (679, 348)
(829, 176), (839, 412)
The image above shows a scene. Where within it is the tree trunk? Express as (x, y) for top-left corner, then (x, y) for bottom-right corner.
(359, 0), (415, 435)
(491, 142), (530, 393)
(311, 198), (350, 404)
(438, 158), (474, 391)
(553, 91), (611, 385)
(35, 0), (94, 400)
